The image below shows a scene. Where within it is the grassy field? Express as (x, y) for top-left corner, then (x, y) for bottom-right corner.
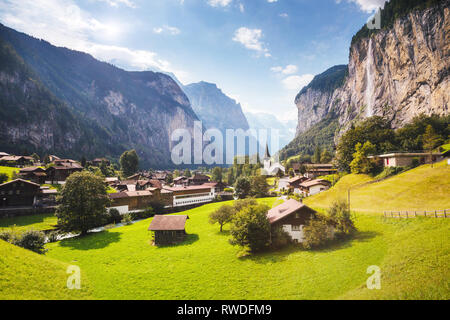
(0, 213), (58, 232)
(0, 166), (19, 182)
(31, 199), (446, 300)
(305, 160), (450, 213)
(0, 240), (92, 299)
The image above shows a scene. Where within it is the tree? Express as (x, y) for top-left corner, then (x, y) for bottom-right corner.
(229, 204), (271, 252)
(422, 125), (442, 168)
(31, 153), (40, 162)
(288, 168), (295, 178)
(80, 156), (87, 168)
(250, 175), (269, 198)
(173, 169), (180, 178)
(320, 149), (332, 163)
(313, 146), (321, 164)
(350, 141), (377, 174)
(0, 173), (8, 184)
(56, 171), (110, 236)
(234, 177), (251, 199)
(211, 167), (223, 182)
(209, 205), (234, 232)
(328, 200), (356, 238)
(302, 217), (330, 250)
(43, 155), (50, 165)
(120, 150), (139, 177)
(183, 168), (192, 178)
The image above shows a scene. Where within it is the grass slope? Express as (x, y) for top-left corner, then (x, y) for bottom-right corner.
(0, 240), (92, 300)
(0, 213), (58, 232)
(40, 198), (449, 300)
(0, 166), (18, 182)
(306, 161), (450, 213)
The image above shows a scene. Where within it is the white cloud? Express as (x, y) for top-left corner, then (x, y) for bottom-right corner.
(96, 0), (137, 8)
(282, 74), (314, 91)
(267, 0), (278, 3)
(336, 0), (387, 13)
(279, 13), (289, 18)
(153, 25), (180, 35)
(0, 0), (187, 80)
(232, 27), (270, 57)
(207, 0), (233, 7)
(239, 3), (245, 13)
(271, 64), (298, 75)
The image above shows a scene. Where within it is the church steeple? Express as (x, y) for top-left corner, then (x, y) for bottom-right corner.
(264, 143), (271, 159)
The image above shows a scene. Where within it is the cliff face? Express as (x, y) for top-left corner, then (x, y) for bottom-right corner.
(0, 24), (198, 168)
(183, 81), (249, 133)
(294, 1), (449, 140)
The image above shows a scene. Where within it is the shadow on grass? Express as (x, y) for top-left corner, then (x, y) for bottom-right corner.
(0, 213), (56, 229)
(242, 230), (381, 264)
(59, 231), (122, 250)
(155, 233), (200, 249)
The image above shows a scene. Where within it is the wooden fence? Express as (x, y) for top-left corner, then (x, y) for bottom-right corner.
(384, 209), (450, 219)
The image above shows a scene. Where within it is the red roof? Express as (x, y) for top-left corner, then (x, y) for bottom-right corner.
(148, 215), (189, 231)
(267, 199), (315, 224)
(163, 184), (213, 192)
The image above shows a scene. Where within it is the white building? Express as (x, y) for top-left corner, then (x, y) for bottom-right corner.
(262, 144), (285, 176)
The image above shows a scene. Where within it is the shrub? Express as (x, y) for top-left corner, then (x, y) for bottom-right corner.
(271, 226), (292, 249)
(224, 188), (234, 193)
(16, 229), (47, 254)
(302, 217), (331, 250)
(46, 231), (61, 243)
(328, 200), (356, 239)
(131, 207), (155, 220)
(108, 208), (122, 224)
(122, 213), (133, 225)
(0, 173), (8, 184)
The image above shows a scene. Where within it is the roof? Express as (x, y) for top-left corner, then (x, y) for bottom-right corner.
(289, 176), (307, 184)
(163, 184), (213, 192)
(108, 190), (152, 199)
(305, 164), (334, 168)
(148, 215), (189, 231)
(267, 199), (315, 224)
(0, 152), (9, 156)
(368, 152), (443, 158)
(264, 143), (271, 159)
(173, 176), (187, 181)
(300, 179), (330, 188)
(105, 177), (119, 182)
(0, 179), (40, 188)
(0, 155), (32, 161)
(19, 166), (45, 173)
(108, 192), (129, 199)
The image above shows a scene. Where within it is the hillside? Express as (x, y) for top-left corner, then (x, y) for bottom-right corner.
(0, 23), (198, 168)
(305, 160), (450, 212)
(0, 240), (92, 299)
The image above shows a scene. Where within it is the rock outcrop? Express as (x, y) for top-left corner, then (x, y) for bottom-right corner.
(294, 1), (449, 141)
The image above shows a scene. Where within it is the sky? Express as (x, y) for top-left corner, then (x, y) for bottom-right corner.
(0, 0), (387, 122)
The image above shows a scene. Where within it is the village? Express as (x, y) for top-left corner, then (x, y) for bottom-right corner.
(1, 145), (447, 247)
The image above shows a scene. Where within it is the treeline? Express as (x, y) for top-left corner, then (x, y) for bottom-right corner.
(280, 112), (339, 161)
(351, 0), (444, 45)
(335, 114), (449, 172)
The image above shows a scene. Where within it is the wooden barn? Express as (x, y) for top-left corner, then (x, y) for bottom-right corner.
(0, 179), (41, 207)
(148, 215), (189, 246)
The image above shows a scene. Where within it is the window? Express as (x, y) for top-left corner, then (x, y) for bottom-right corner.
(295, 213), (300, 218)
(292, 225), (301, 231)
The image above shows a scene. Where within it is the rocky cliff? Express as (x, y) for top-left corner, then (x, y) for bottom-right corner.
(0, 24), (198, 168)
(294, 0), (449, 141)
(183, 81), (249, 133)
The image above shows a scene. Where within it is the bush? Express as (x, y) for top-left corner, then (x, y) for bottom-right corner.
(224, 188), (234, 193)
(271, 226), (292, 249)
(302, 217), (331, 250)
(209, 204), (234, 232)
(16, 229), (47, 254)
(131, 207), (155, 220)
(0, 173), (8, 184)
(46, 231), (61, 243)
(328, 200), (356, 239)
(108, 208), (122, 224)
(122, 213), (133, 225)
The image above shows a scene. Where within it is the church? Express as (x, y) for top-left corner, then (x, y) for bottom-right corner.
(262, 144), (285, 176)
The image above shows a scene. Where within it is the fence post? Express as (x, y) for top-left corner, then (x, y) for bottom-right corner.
(435, 210), (437, 218)
(391, 212), (393, 218)
(424, 211), (426, 217)
(406, 211), (408, 218)
(415, 211), (417, 217)
(445, 210), (447, 218)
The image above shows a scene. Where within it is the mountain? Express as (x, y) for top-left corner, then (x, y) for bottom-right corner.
(183, 81), (249, 133)
(282, 0), (449, 159)
(0, 24), (198, 168)
(244, 112), (296, 151)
